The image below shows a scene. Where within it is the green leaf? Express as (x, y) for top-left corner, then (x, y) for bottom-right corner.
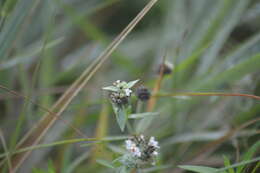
(0, 0), (37, 61)
(179, 165), (218, 173)
(196, 53), (260, 90)
(223, 155), (235, 173)
(32, 160), (55, 173)
(112, 104), (130, 132)
(47, 160), (56, 173)
(252, 161), (260, 173)
(236, 140), (260, 173)
(116, 166), (128, 173)
(96, 159), (115, 169)
(126, 79), (139, 88)
(136, 116), (154, 133)
(129, 112), (159, 119)
(102, 86), (119, 92)
(141, 164), (172, 172)
(217, 157), (260, 172)
(0, 37), (63, 70)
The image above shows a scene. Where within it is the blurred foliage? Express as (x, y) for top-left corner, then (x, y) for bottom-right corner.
(0, 0), (260, 172)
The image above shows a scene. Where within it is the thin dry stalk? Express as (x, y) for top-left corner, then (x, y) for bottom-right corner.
(146, 52), (167, 111)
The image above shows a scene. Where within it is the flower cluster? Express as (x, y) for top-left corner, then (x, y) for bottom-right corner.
(103, 80), (138, 107)
(109, 80), (132, 106)
(125, 135), (160, 165)
(113, 80), (133, 97)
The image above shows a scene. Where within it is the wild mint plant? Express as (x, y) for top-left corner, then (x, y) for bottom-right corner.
(101, 80), (161, 172)
(102, 79), (139, 131)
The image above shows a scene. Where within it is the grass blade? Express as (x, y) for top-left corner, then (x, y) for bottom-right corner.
(217, 157), (260, 172)
(0, 0), (39, 62)
(0, 129), (13, 172)
(236, 140), (260, 173)
(179, 165), (218, 173)
(156, 92), (260, 100)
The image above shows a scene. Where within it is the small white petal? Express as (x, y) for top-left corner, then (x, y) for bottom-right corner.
(132, 147), (141, 157)
(125, 139), (131, 145)
(149, 136), (160, 148)
(136, 151), (141, 157)
(125, 88), (132, 96)
(140, 134), (144, 140)
(153, 151), (158, 156)
(125, 140), (135, 150)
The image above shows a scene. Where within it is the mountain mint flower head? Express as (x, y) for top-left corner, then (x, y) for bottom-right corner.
(102, 79), (139, 107)
(124, 135), (160, 167)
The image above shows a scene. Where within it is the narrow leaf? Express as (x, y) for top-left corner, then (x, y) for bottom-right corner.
(116, 166), (128, 173)
(96, 159), (115, 168)
(223, 155), (235, 173)
(236, 140), (260, 173)
(129, 112), (159, 119)
(179, 165), (218, 173)
(112, 104), (129, 132)
(0, 0), (38, 61)
(102, 86), (119, 92)
(217, 157), (260, 172)
(126, 79), (139, 88)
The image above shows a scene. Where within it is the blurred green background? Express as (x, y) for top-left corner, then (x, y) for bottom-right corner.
(0, 0), (260, 172)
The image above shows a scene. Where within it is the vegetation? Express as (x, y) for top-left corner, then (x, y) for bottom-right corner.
(0, 0), (259, 172)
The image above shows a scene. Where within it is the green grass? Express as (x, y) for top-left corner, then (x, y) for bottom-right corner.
(0, 0), (260, 172)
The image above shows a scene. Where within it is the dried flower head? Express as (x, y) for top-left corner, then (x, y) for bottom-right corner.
(136, 86), (151, 101)
(157, 61), (174, 75)
(124, 135), (160, 165)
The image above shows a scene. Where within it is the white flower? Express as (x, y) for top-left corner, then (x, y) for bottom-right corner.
(123, 135), (161, 167)
(152, 151), (158, 156)
(125, 139), (142, 157)
(113, 80), (122, 86)
(125, 140), (135, 150)
(131, 146), (141, 157)
(124, 88), (132, 96)
(148, 137), (160, 149)
(140, 134), (145, 140)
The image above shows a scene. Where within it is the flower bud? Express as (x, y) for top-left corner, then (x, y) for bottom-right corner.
(135, 86), (151, 101)
(157, 61), (174, 75)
